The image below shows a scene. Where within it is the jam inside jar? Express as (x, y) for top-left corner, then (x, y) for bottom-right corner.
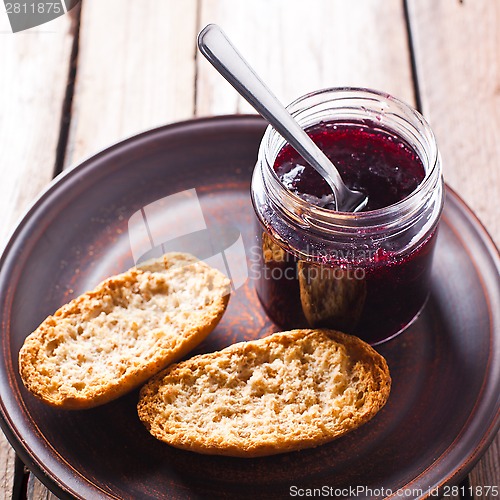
(251, 88), (444, 345)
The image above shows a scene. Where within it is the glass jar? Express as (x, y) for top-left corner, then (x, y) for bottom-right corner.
(250, 88), (444, 345)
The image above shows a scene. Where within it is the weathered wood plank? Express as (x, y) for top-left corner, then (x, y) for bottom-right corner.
(196, 0), (415, 115)
(64, 0), (198, 169)
(408, 1), (500, 496)
(27, 473), (59, 500)
(0, 12), (77, 248)
(408, 0), (500, 246)
(0, 8), (76, 500)
(0, 439), (16, 500)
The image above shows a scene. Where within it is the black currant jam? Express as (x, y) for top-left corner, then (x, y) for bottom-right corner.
(275, 122), (425, 211)
(251, 89), (444, 344)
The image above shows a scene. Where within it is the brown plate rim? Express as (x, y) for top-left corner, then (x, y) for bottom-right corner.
(0, 114), (499, 499)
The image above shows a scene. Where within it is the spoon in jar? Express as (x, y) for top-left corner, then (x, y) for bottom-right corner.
(197, 24), (367, 212)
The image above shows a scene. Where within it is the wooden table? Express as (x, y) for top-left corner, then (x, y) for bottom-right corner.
(0, 1), (498, 498)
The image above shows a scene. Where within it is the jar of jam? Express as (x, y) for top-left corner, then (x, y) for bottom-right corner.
(251, 88), (444, 344)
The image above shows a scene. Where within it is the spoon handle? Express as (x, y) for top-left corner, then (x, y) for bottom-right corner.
(197, 24), (344, 205)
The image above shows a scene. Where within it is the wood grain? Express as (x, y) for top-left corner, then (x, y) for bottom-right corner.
(196, 0), (415, 116)
(408, 0), (500, 496)
(408, 0), (499, 246)
(0, 8), (76, 500)
(0, 439), (16, 500)
(64, 0), (198, 169)
(0, 12), (77, 249)
(27, 473), (59, 500)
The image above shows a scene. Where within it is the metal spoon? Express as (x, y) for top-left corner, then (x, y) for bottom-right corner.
(197, 24), (367, 212)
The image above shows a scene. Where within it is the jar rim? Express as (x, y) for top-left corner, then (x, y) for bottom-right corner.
(259, 87), (442, 229)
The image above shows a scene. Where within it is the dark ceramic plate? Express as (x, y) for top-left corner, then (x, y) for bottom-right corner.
(0, 116), (499, 500)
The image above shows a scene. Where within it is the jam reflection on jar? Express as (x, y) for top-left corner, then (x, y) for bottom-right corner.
(251, 88), (444, 345)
